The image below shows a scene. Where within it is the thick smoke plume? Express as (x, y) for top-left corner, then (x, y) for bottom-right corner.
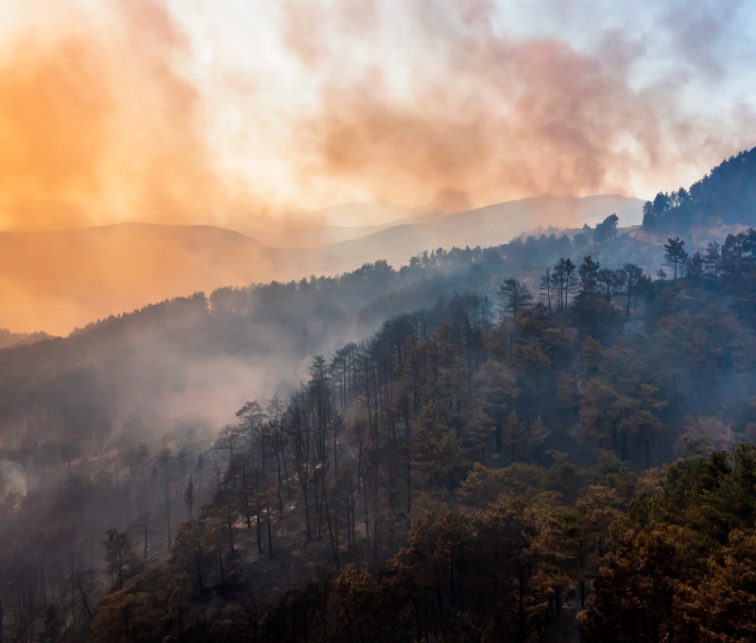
(286, 0), (754, 212)
(0, 0), (233, 230)
(0, 0), (753, 230)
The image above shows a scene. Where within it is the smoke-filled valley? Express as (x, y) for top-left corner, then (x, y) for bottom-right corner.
(0, 147), (754, 642)
(2, 1), (756, 641)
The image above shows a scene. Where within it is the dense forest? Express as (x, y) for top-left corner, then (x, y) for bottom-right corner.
(89, 229), (753, 642)
(2, 221), (752, 641)
(1, 151), (755, 642)
(642, 147), (756, 231)
(0, 216), (657, 459)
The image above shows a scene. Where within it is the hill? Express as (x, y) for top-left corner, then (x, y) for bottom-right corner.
(233, 199), (419, 248)
(0, 224), (665, 461)
(0, 223), (335, 335)
(325, 195), (643, 265)
(83, 230), (756, 642)
(642, 147), (756, 231)
(0, 327), (52, 348)
(0, 196), (642, 335)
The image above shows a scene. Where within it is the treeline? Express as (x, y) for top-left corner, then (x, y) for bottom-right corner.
(642, 147), (756, 230)
(78, 231), (756, 642)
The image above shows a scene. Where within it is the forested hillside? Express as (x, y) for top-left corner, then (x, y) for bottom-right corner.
(0, 223), (650, 458)
(90, 228), (754, 642)
(3, 223), (752, 642)
(642, 147), (756, 231)
(321, 195), (643, 266)
(3, 0), (756, 637)
(0, 219), (651, 639)
(0, 328), (52, 349)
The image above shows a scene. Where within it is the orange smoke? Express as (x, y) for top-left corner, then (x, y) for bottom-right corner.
(0, 0), (232, 231)
(0, 37), (106, 228)
(0, 0), (752, 228)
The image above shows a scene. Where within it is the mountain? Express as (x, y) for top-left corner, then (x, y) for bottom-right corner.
(324, 194), (644, 265)
(233, 199), (419, 248)
(642, 147), (756, 231)
(0, 196), (642, 335)
(0, 224), (665, 456)
(0, 252), (477, 452)
(237, 220), (392, 248)
(1, 149), (754, 641)
(300, 198), (418, 227)
(0, 222), (335, 335)
(0, 327), (52, 348)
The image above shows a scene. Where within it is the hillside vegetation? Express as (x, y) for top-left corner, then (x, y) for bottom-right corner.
(0, 151), (754, 642)
(83, 228), (755, 642)
(0, 196), (641, 335)
(642, 147), (756, 232)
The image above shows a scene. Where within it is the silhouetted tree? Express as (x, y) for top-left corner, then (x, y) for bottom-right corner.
(664, 237), (689, 279)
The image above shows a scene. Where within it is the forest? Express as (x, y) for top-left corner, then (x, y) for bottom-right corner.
(0, 152), (755, 642)
(642, 147), (756, 231)
(3, 0), (756, 635)
(1, 223), (752, 641)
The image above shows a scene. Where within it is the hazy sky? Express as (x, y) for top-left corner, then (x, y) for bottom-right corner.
(1, 0), (755, 229)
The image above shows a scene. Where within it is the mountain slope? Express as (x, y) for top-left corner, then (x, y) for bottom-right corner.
(0, 223), (335, 334)
(232, 199), (419, 248)
(0, 327), (52, 348)
(0, 196), (641, 334)
(642, 147), (756, 231)
(325, 194), (643, 265)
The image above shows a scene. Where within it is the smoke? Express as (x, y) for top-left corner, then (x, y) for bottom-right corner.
(0, 0), (234, 230)
(287, 0), (755, 212)
(1, 0), (754, 232)
(661, 0), (745, 79)
(0, 459), (29, 506)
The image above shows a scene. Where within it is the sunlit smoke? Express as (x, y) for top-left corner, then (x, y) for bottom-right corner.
(0, 0), (234, 230)
(0, 0), (753, 230)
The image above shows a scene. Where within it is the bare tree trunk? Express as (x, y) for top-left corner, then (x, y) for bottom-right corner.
(321, 475), (339, 566)
(77, 581), (92, 618)
(275, 433), (284, 517)
(303, 479), (312, 542)
(242, 463), (252, 529)
(165, 479), (172, 548)
(362, 465), (370, 553)
(226, 512), (235, 556)
(266, 502), (274, 557)
(143, 517), (149, 561)
(254, 470), (262, 555)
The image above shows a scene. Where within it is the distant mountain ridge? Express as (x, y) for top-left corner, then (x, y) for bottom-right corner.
(0, 195), (642, 334)
(323, 194), (644, 265)
(0, 222), (336, 335)
(235, 199), (419, 247)
(0, 327), (52, 348)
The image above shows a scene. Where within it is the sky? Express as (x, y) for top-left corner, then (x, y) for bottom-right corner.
(0, 0), (755, 230)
